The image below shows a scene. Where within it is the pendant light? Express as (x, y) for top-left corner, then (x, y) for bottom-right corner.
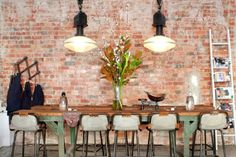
(144, 0), (176, 53)
(64, 0), (97, 53)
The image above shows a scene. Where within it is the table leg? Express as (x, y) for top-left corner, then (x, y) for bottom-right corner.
(179, 116), (198, 157)
(70, 127), (76, 157)
(58, 121), (65, 157)
(39, 116), (65, 157)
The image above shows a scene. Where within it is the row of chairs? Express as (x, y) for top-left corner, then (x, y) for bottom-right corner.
(10, 111), (228, 157)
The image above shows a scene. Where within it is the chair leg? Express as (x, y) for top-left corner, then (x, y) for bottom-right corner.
(34, 131), (37, 157)
(82, 131), (86, 157)
(106, 130), (111, 157)
(211, 130), (216, 156)
(204, 131), (207, 156)
(124, 131), (129, 156)
(42, 128), (47, 157)
(34, 131), (38, 157)
(219, 129), (226, 157)
(200, 130), (203, 157)
(136, 130), (140, 157)
(22, 131), (25, 157)
(94, 131), (97, 156)
(34, 130), (41, 157)
(151, 131), (155, 157)
(169, 130), (176, 157)
(104, 131), (109, 157)
(169, 131), (173, 157)
(172, 130), (177, 157)
(113, 131), (118, 157)
(146, 130), (151, 157)
(131, 131), (135, 157)
(11, 130), (20, 157)
(86, 131), (89, 157)
(100, 131), (105, 156)
(75, 126), (83, 152)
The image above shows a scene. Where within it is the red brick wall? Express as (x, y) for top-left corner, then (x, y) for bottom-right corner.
(0, 0), (235, 106)
(1, 0), (236, 145)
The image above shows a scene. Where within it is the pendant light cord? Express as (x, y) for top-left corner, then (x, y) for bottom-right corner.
(157, 0), (162, 10)
(78, 0), (83, 11)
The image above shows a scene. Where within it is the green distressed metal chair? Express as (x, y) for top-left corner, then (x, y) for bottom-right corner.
(10, 114), (46, 157)
(146, 113), (178, 157)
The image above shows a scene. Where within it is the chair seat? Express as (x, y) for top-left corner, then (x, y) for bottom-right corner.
(113, 115), (140, 131)
(10, 115), (40, 131)
(200, 113), (227, 130)
(150, 114), (177, 130)
(81, 115), (109, 131)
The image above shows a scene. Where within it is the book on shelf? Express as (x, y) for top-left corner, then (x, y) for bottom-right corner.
(215, 87), (233, 99)
(214, 72), (230, 82)
(213, 57), (229, 68)
(219, 102), (233, 111)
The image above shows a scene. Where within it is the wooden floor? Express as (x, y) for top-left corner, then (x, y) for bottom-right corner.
(1, 144), (236, 157)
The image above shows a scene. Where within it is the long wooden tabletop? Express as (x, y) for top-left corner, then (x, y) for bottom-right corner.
(16, 104), (216, 117)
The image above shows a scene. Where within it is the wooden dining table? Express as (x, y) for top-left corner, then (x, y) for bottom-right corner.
(16, 104), (215, 157)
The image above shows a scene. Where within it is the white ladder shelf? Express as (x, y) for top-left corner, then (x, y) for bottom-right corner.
(209, 28), (236, 144)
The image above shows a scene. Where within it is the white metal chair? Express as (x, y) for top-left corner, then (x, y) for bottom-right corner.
(146, 113), (177, 157)
(199, 112), (228, 157)
(112, 114), (140, 157)
(80, 114), (110, 157)
(10, 114), (46, 157)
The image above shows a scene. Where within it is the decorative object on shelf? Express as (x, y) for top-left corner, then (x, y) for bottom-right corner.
(143, 0), (176, 53)
(64, 0), (97, 53)
(101, 35), (142, 110)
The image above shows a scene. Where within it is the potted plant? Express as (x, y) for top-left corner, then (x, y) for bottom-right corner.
(101, 35), (142, 110)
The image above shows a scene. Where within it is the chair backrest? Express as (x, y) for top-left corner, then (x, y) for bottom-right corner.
(200, 112), (228, 130)
(11, 115), (39, 131)
(81, 114), (109, 131)
(113, 115), (140, 131)
(150, 113), (177, 130)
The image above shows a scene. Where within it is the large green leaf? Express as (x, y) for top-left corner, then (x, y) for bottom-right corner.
(100, 35), (142, 84)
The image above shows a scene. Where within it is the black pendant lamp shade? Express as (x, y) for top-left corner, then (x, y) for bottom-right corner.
(144, 0), (175, 53)
(153, 9), (165, 35)
(64, 0), (97, 53)
(74, 9), (87, 36)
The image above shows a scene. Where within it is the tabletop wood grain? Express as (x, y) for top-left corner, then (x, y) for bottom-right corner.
(15, 104), (216, 117)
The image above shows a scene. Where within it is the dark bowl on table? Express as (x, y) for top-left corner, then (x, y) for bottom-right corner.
(145, 92), (166, 102)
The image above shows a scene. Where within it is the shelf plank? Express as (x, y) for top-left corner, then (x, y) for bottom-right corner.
(212, 42), (228, 46)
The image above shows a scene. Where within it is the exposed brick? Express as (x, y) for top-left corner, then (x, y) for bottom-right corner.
(0, 0), (236, 144)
